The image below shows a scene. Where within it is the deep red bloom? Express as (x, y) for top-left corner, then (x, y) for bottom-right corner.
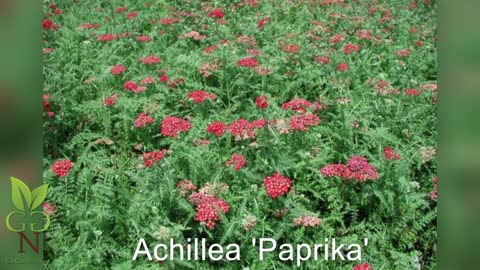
(51, 159), (74, 177)
(251, 119), (267, 129)
(126, 12), (138, 20)
(383, 147), (401, 160)
(282, 98), (312, 113)
(124, 81), (146, 93)
(255, 96), (268, 109)
(353, 262), (373, 270)
(140, 76), (155, 85)
(338, 62), (349, 71)
(142, 149), (167, 168)
(115, 6), (127, 13)
(189, 192), (230, 229)
(204, 45), (218, 55)
(237, 58), (259, 68)
(188, 90), (217, 103)
(159, 75), (169, 83)
(111, 64), (126, 75)
(161, 116), (192, 138)
(134, 113), (155, 128)
(207, 122), (227, 137)
(141, 55), (160, 65)
(264, 173), (292, 199)
(227, 154), (247, 171)
(208, 8), (225, 19)
(290, 114), (320, 131)
(137, 35), (152, 42)
(258, 18), (269, 29)
(320, 156), (379, 182)
(406, 88), (421, 96)
(103, 93), (119, 107)
(97, 34), (115, 41)
(43, 19), (54, 30)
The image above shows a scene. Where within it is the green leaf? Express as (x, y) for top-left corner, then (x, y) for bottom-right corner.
(10, 177), (32, 212)
(30, 184), (49, 211)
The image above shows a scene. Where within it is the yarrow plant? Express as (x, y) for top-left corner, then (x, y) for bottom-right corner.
(43, 0), (437, 268)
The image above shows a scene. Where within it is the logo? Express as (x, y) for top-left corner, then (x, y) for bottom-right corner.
(5, 177), (50, 254)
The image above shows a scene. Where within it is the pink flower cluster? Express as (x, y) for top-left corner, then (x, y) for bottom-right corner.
(134, 113), (154, 128)
(237, 57), (259, 68)
(227, 154), (247, 171)
(229, 118), (266, 140)
(189, 192), (230, 229)
(383, 147), (400, 160)
(320, 156), (379, 182)
(264, 173), (292, 199)
(161, 117), (192, 138)
(188, 90), (217, 103)
(142, 149), (167, 168)
(290, 114), (320, 131)
(353, 262), (373, 270)
(293, 215), (322, 227)
(177, 179), (197, 197)
(51, 159), (74, 177)
(207, 122), (227, 137)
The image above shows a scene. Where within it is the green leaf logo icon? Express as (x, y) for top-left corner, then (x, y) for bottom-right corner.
(10, 177), (49, 212)
(31, 184), (49, 211)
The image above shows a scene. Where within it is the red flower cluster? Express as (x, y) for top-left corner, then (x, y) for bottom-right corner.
(206, 122), (227, 137)
(204, 45), (218, 55)
(320, 156), (379, 182)
(111, 64), (126, 75)
(189, 192), (230, 229)
(343, 43), (360, 54)
(405, 88), (420, 96)
(51, 159), (74, 177)
(228, 118), (265, 140)
(177, 179), (197, 197)
(227, 154), (247, 171)
(338, 62), (349, 72)
(103, 93), (119, 107)
(282, 44), (300, 54)
(137, 35), (152, 42)
(282, 98), (312, 113)
(159, 74), (169, 83)
(141, 55), (160, 65)
(237, 57), (259, 68)
(290, 114), (320, 131)
(142, 149), (167, 168)
(124, 81), (146, 94)
(258, 18), (269, 28)
(353, 262), (373, 270)
(264, 173), (292, 199)
(81, 23), (100, 30)
(315, 55), (330, 64)
(255, 95), (268, 109)
(188, 90), (217, 103)
(383, 147), (400, 160)
(97, 34), (115, 42)
(161, 116), (192, 138)
(43, 202), (57, 216)
(208, 8), (225, 19)
(43, 94), (55, 117)
(134, 113), (154, 128)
